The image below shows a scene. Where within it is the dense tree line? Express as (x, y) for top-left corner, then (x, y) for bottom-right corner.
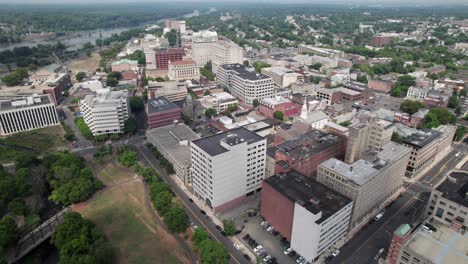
(193, 227), (230, 264)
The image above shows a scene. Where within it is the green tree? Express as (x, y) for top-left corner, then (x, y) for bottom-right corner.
(203, 90), (210, 96)
(152, 191), (173, 216)
(455, 126), (467, 141)
(0, 216), (17, 255)
(356, 75), (368, 84)
(164, 205), (189, 233)
(223, 219), (237, 236)
(193, 227), (210, 249)
(422, 108), (456, 128)
(129, 96), (144, 112)
(106, 77), (118, 87)
(51, 212), (114, 264)
(199, 240), (230, 264)
(391, 132), (404, 144)
(448, 94), (460, 108)
(123, 117), (137, 134)
(309, 63), (322, 71)
(7, 198), (26, 215)
(76, 117), (93, 139)
(108, 71), (122, 80)
(400, 100), (425, 115)
(252, 99), (260, 107)
(253, 62), (271, 73)
(273, 111), (284, 121)
(390, 75), (416, 97)
(75, 72), (86, 82)
(118, 151), (138, 167)
(204, 108), (217, 118)
(243, 60), (250, 67)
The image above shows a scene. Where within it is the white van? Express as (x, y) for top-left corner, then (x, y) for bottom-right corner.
(374, 213), (384, 221)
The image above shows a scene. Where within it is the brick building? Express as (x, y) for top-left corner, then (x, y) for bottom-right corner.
(368, 79), (393, 93)
(147, 97), (181, 129)
(259, 96), (300, 119)
(273, 130), (346, 177)
(153, 48), (186, 70)
(387, 224), (412, 264)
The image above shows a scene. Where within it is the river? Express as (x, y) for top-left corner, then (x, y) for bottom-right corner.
(0, 8), (215, 52)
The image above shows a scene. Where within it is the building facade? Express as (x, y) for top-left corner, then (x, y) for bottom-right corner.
(192, 30), (219, 67)
(402, 129), (441, 177)
(168, 59), (200, 81)
(261, 171), (353, 263)
(0, 95), (59, 136)
(191, 127), (266, 212)
(80, 90), (130, 136)
(147, 97), (181, 129)
(111, 59), (138, 72)
(259, 96), (300, 119)
(261, 67), (303, 87)
(318, 142), (410, 229)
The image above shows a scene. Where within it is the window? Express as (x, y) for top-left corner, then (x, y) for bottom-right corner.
(436, 208), (444, 218)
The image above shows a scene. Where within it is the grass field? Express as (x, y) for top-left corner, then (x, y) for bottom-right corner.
(69, 52), (100, 76)
(78, 163), (190, 264)
(0, 125), (68, 163)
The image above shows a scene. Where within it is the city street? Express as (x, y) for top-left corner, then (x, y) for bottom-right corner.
(330, 143), (467, 264)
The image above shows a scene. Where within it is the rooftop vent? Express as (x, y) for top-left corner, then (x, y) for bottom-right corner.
(309, 197), (320, 206)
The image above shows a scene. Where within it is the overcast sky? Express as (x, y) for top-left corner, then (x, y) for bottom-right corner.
(0, 0), (467, 4)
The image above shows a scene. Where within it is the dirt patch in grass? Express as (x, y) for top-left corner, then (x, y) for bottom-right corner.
(97, 162), (137, 186)
(77, 165), (190, 264)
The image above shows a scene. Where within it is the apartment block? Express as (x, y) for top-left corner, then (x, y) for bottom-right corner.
(274, 130), (347, 177)
(147, 97), (181, 129)
(426, 171), (468, 232)
(317, 142), (410, 229)
(168, 59), (200, 81)
(147, 81), (188, 102)
(345, 116), (394, 164)
(111, 59), (138, 72)
(217, 64), (274, 105)
(192, 30), (219, 67)
(191, 127), (267, 212)
(211, 39), (244, 73)
(80, 90), (130, 136)
(0, 95), (59, 136)
(145, 48), (186, 70)
(261, 171), (353, 263)
(146, 123), (200, 186)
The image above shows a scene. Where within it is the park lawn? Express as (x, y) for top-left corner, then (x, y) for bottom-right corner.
(69, 52), (100, 75)
(97, 162), (136, 186)
(79, 169), (190, 264)
(2, 125), (67, 151)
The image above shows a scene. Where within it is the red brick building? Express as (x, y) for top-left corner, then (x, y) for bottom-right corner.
(147, 97), (181, 129)
(387, 224), (412, 264)
(259, 97), (300, 119)
(274, 130), (347, 177)
(154, 48), (185, 69)
(368, 79), (393, 93)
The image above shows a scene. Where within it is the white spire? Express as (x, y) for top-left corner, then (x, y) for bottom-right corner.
(300, 97), (308, 120)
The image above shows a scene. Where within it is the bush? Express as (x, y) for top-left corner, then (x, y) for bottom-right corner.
(0, 216), (17, 255)
(75, 117), (93, 139)
(152, 191), (173, 216)
(164, 205), (189, 233)
(75, 72), (86, 82)
(223, 219), (237, 236)
(118, 150), (138, 167)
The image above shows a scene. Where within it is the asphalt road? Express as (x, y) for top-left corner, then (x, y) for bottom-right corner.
(136, 143), (250, 264)
(330, 143), (466, 264)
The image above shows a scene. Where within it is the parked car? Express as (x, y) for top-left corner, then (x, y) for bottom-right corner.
(374, 248), (385, 260)
(188, 198), (193, 203)
(215, 225), (222, 231)
(374, 213), (384, 221)
(242, 234), (250, 240)
(283, 248), (292, 255)
(267, 226), (274, 232)
(254, 245), (263, 253)
(332, 249), (340, 257)
(243, 254), (251, 261)
(272, 230), (279, 236)
(200, 210), (206, 215)
(261, 221), (268, 227)
(220, 231), (227, 237)
(296, 256), (304, 263)
(324, 256), (333, 263)
(288, 251), (296, 257)
(233, 243), (241, 250)
(263, 255), (271, 262)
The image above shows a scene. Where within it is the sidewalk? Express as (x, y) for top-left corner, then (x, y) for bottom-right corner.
(170, 174), (256, 262)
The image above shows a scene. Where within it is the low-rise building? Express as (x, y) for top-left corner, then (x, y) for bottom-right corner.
(111, 59), (138, 72)
(0, 94), (59, 136)
(261, 171), (353, 263)
(199, 92), (238, 113)
(274, 130), (347, 177)
(368, 79), (392, 93)
(426, 171), (468, 232)
(406, 86), (429, 100)
(80, 90), (130, 136)
(390, 220), (468, 264)
(259, 96), (299, 119)
(261, 67), (303, 87)
(147, 81), (188, 102)
(146, 123), (200, 186)
(147, 97), (181, 129)
(168, 59), (200, 81)
(318, 142), (410, 229)
(401, 128), (442, 177)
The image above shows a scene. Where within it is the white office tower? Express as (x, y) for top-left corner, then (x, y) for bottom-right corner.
(144, 49), (157, 70)
(0, 94), (59, 136)
(211, 39), (244, 73)
(191, 127), (267, 213)
(192, 30), (219, 67)
(80, 89), (130, 136)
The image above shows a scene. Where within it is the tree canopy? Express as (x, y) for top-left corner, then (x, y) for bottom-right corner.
(400, 99), (425, 115)
(422, 107), (456, 128)
(129, 96), (144, 112)
(118, 150), (138, 167)
(123, 117), (138, 134)
(163, 205), (189, 233)
(75, 72), (87, 82)
(199, 239), (230, 264)
(273, 111), (284, 121)
(390, 75), (416, 97)
(51, 212), (114, 264)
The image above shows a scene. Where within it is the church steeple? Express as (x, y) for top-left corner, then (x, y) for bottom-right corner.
(300, 97), (308, 120)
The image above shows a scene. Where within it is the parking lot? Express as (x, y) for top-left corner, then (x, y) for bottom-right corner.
(233, 212), (297, 264)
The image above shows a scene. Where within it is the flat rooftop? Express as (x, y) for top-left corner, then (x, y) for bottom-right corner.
(0, 94), (53, 112)
(146, 123), (200, 166)
(403, 128), (442, 148)
(405, 220), (468, 264)
(265, 170), (352, 224)
(436, 171), (468, 208)
(320, 142), (409, 186)
(192, 126), (265, 156)
(148, 97), (180, 114)
(276, 129), (345, 161)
